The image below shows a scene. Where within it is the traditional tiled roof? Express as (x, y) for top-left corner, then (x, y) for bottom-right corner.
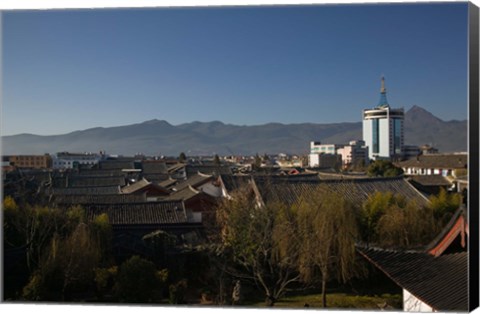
(52, 194), (146, 205)
(142, 161), (168, 174)
(99, 160), (135, 170)
(84, 201), (188, 225)
(219, 175), (253, 194)
(357, 247), (468, 311)
(253, 177), (428, 207)
(409, 175), (452, 187)
(186, 165), (233, 176)
(51, 186), (121, 195)
(424, 206), (468, 256)
(142, 173), (171, 183)
(254, 173), (321, 182)
(173, 173), (213, 191)
(158, 178), (177, 188)
(166, 185), (201, 202)
(67, 175), (126, 188)
(76, 169), (125, 177)
(396, 154), (468, 169)
(167, 163), (187, 173)
(317, 171), (369, 180)
(20, 170), (52, 183)
(121, 178), (170, 195)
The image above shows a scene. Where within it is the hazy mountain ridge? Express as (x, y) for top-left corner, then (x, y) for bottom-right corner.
(2, 106), (467, 156)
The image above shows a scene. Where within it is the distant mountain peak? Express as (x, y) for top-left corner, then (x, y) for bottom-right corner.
(406, 105), (443, 124)
(141, 119), (170, 125)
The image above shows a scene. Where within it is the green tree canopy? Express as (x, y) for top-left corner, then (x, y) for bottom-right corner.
(427, 188), (462, 225)
(179, 152), (187, 162)
(216, 188), (301, 306)
(367, 160), (403, 177)
(295, 188), (358, 307)
(114, 255), (165, 303)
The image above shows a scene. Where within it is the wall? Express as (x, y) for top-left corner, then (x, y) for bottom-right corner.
(403, 289), (434, 312)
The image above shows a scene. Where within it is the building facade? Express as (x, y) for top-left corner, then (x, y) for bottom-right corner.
(7, 154), (53, 169)
(52, 152), (104, 169)
(308, 141), (343, 168)
(336, 140), (369, 168)
(362, 77), (404, 161)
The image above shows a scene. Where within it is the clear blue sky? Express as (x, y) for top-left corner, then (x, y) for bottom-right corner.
(1, 2), (469, 135)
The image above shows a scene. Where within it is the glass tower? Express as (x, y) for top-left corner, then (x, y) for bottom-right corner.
(362, 77), (404, 160)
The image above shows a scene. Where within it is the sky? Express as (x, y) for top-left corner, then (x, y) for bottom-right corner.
(1, 1), (470, 136)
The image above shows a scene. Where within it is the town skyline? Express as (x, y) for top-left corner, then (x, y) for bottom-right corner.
(2, 2), (469, 136)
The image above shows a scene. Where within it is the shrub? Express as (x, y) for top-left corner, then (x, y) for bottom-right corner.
(169, 279), (188, 304)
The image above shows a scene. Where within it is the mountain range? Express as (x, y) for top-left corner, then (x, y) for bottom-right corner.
(2, 105), (467, 156)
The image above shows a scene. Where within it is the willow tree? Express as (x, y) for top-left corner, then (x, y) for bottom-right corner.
(359, 192), (397, 245)
(427, 188), (462, 225)
(295, 187), (358, 308)
(376, 198), (438, 248)
(216, 188), (301, 306)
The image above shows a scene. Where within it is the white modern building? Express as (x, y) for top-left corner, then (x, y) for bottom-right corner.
(308, 141), (343, 168)
(336, 140), (369, 168)
(362, 77), (404, 160)
(52, 152), (104, 169)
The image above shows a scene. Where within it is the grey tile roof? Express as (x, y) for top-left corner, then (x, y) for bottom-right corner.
(142, 173), (171, 183)
(52, 194), (147, 205)
(253, 177), (428, 207)
(220, 175), (253, 193)
(142, 161), (168, 174)
(166, 185), (200, 201)
(396, 154), (468, 169)
(51, 186), (121, 195)
(409, 175), (452, 187)
(158, 178), (177, 188)
(167, 163), (187, 173)
(423, 206), (467, 254)
(76, 169), (126, 177)
(173, 173), (213, 191)
(186, 165), (233, 176)
(67, 175), (127, 188)
(357, 247), (468, 311)
(99, 160), (135, 170)
(84, 201), (188, 225)
(121, 178), (169, 195)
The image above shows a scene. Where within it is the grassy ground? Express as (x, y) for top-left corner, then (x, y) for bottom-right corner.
(246, 292), (402, 309)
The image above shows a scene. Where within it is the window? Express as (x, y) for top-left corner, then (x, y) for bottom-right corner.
(372, 119), (379, 154)
(393, 118), (402, 154)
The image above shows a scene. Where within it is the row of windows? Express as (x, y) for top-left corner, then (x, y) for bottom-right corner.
(13, 156), (49, 161)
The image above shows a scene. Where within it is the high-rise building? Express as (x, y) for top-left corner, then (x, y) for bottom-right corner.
(362, 77), (404, 160)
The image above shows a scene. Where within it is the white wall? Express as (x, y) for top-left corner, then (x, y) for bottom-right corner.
(362, 120), (373, 159)
(309, 154), (320, 168)
(403, 289), (434, 312)
(378, 118), (390, 158)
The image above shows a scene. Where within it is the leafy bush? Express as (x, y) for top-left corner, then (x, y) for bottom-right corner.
(169, 279), (188, 304)
(114, 256), (164, 303)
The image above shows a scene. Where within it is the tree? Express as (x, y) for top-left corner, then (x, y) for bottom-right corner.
(179, 152), (187, 162)
(367, 160), (403, 177)
(359, 192), (396, 245)
(90, 213), (113, 266)
(214, 154), (221, 166)
(216, 188), (301, 306)
(376, 199), (438, 248)
(295, 187), (358, 307)
(113, 255), (166, 303)
(23, 223), (101, 301)
(427, 188), (462, 225)
(253, 153), (262, 169)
